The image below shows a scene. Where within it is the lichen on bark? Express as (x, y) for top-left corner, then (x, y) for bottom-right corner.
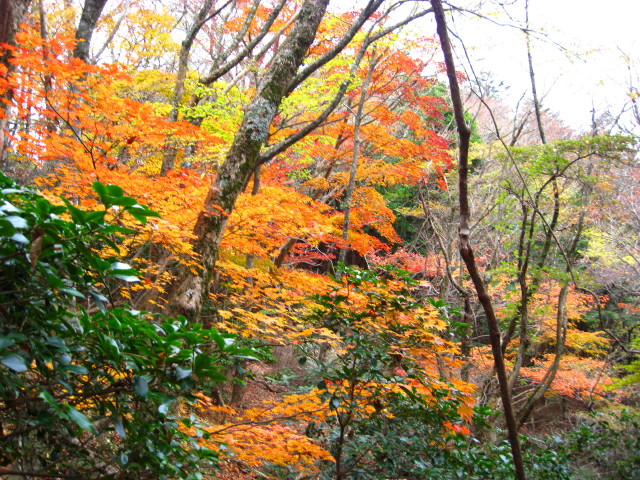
(245, 98), (277, 141)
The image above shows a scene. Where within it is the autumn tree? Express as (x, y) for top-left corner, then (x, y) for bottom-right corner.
(164, 0), (333, 319)
(72, 0), (108, 62)
(2, 1), (639, 477)
(419, 16), (640, 480)
(165, 0), (439, 320)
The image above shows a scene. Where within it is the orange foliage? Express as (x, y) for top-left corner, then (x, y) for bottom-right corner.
(212, 258), (342, 351)
(181, 391), (333, 474)
(367, 248), (445, 276)
(223, 184), (339, 258)
(520, 355), (613, 399)
(1, 8), (476, 474)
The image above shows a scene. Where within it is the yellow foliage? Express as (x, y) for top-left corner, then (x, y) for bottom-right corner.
(565, 330), (611, 356)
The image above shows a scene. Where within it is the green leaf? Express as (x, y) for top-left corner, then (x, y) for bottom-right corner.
(205, 370), (228, 383)
(113, 417), (126, 438)
(39, 391), (67, 418)
(59, 287), (86, 298)
(209, 329), (227, 350)
(111, 274), (140, 282)
(0, 336), (16, 350)
(126, 208), (160, 225)
(65, 364), (89, 375)
(132, 205), (161, 217)
(111, 196), (138, 207)
(61, 198), (88, 224)
(92, 182), (109, 206)
(11, 233), (28, 244)
(232, 355), (260, 362)
(106, 184), (124, 197)
(174, 366), (192, 380)
(194, 354), (213, 379)
(332, 294), (348, 305)
(91, 258), (112, 274)
(101, 224), (132, 234)
(89, 290), (107, 313)
(46, 336), (66, 349)
(110, 262), (133, 271)
(67, 406), (97, 434)
(86, 210), (106, 223)
(46, 274), (63, 289)
(133, 376), (149, 397)
(35, 197), (50, 216)
(0, 218), (16, 236)
(126, 211), (145, 224)
(1, 353), (28, 372)
(4, 215), (27, 229)
(58, 353), (72, 366)
(108, 262), (140, 283)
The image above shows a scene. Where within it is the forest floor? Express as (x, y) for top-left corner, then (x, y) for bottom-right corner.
(214, 351), (307, 480)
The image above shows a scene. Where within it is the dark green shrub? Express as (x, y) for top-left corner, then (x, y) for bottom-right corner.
(0, 175), (255, 479)
(565, 409), (640, 479)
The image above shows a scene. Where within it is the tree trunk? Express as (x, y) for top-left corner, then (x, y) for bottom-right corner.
(338, 49), (378, 264)
(0, 0), (13, 47)
(72, 0), (108, 62)
(431, 1), (527, 479)
(166, 0), (330, 320)
(246, 164), (260, 285)
(524, 0), (546, 144)
(515, 284), (568, 428)
(0, 0), (32, 165)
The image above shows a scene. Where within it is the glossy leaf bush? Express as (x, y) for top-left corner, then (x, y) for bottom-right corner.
(0, 174), (255, 479)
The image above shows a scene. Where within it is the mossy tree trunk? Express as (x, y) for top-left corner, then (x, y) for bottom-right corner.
(166, 0), (330, 320)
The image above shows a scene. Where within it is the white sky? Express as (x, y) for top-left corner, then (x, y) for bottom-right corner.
(441, 0), (640, 133)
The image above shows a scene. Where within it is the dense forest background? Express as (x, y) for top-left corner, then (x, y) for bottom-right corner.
(0, 0), (639, 479)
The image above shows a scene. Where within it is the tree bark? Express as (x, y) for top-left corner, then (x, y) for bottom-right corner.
(524, 0), (546, 144)
(430, 2), (527, 479)
(166, 0), (330, 320)
(0, 0), (13, 47)
(72, 0), (108, 62)
(245, 164), (260, 284)
(0, 0), (31, 64)
(0, 0), (32, 165)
